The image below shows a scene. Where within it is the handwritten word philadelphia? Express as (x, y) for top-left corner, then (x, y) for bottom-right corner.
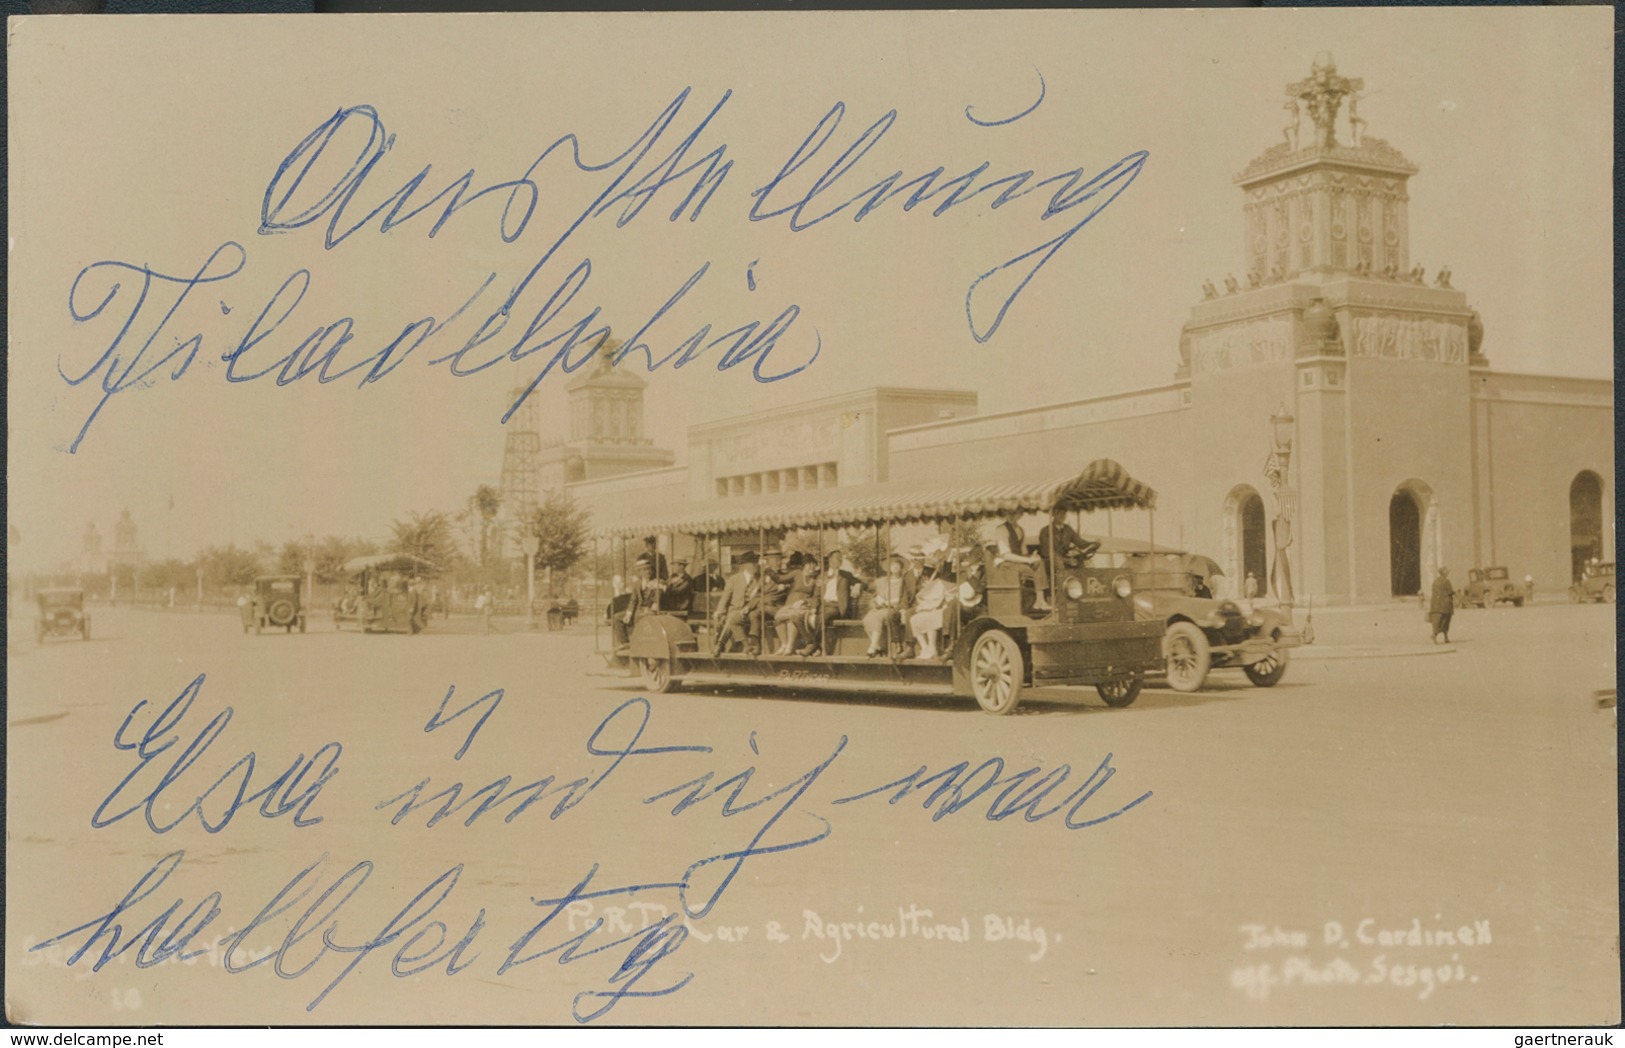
(55, 84), (1146, 451)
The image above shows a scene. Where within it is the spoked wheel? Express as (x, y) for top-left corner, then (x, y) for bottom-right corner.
(641, 658), (680, 694)
(1164, 621), (1211, 693)
(1605, 585), (1616, 604)
(1096, 673), (1144, 708)
(1243, 649), (1289, 687)
(970, 630), (1023, 715)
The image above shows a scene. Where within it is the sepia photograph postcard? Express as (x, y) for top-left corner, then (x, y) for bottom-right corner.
(5, 7), (1617, 1028)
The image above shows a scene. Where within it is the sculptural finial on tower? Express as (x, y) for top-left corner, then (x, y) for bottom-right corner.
(1284, 52), (1364, 150)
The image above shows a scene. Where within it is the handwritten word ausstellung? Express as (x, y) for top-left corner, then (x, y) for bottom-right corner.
(55, 85), (1146, 452)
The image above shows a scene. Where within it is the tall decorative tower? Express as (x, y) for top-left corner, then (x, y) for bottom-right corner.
(1180, 53), (1483, 605)
(535, 343), (675, 491)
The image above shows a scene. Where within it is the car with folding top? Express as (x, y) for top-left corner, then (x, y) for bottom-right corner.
(1459, 566), (1527, 608)
(593, 459), (1167, 715)
(1107, 547), (1300, 692)
(35, 587), (90, 642)
(1571, 561), (1614, 604)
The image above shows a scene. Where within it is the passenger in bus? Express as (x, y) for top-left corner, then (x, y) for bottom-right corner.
(701, 560), (726, 591)
(712, 551), (763, 656)
(662, 557), (696, 614)
(995, 513), (1051, 611)
(790, 551), (857, 656)
(905, 546), (929, 595)
(635, 554), (665, 607)
(864, 553), (914, 657)
(641, 536), (669, 581)
(910, 558), (953, 660)
(758, 547), (790, 642)
(773, 558), (822, 654)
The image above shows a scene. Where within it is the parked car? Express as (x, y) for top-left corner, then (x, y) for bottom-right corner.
(36, 588), (89, 642)
(1459, 566), (1526, 608)
(1121, 552), (1300, 693)
(1570, 562), (1615, 604)
(242, 575), (307, 634)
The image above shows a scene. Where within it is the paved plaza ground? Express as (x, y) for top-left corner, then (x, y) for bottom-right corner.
(6, 596), (1617, 1026)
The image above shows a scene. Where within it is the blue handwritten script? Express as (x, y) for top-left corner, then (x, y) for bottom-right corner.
(55, 82), (1145, 451)
(33, 675), (1151, 1022)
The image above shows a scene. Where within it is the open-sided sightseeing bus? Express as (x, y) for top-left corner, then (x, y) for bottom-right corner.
(595, 459), (1167, 715)
(334, 553), (433, 634)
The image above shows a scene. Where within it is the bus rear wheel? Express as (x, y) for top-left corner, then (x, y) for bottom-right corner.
(1097, 673), (1143, 707)
(641, 658), (680, 694)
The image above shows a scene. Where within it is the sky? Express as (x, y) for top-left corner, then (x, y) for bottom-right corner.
(7, 8), (1613, 573)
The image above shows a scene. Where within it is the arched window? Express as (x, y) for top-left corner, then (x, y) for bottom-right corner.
(1570, 471), (1604, 582)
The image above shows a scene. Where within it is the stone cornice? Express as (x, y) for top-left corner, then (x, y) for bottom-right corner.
(1235, 137), (1419, 186)
(1187, 276), (1472, 331)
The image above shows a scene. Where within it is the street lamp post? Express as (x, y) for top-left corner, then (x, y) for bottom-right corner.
(1266, 407), (1297, 614)
(522, 533), (540, 629)
(303, 533), (316, 608)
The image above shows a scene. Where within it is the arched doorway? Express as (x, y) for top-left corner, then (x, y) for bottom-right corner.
(1570, 471), (1604, 581)
(1390, 493), (1420, 596)
(1389, 480), (1439, 598)
(1222, 485), (1269, 596)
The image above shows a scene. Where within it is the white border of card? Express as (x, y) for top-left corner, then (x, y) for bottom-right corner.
(5, 6), (1617, 1031)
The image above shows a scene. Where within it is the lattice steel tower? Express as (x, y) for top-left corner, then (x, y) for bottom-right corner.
(497, 372), (543, 547)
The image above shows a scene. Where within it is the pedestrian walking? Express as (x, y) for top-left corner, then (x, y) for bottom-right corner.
(1428, 567), (1455, 644)
(1243, 572), (1259, 599)
(477, 588), (496, 634)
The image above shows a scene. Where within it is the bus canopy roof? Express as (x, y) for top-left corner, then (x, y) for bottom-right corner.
(343, 553), (437, 575)
(597, 459), (1156, 538)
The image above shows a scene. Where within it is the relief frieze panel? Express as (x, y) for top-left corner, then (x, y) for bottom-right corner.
(1188, 315), (1296, 376)
(1349, 314), (1467, 364)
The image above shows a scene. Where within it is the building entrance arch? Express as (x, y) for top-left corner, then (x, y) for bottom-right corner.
(1222, 485), (1269, 598)
(1389, 480), (1438, 598)
(1570, 471), (1604, 582)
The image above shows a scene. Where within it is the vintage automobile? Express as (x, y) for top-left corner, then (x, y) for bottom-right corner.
(595, 459), (1168, 715)
(1570, 562), (1615, 604)
(335, 553), (432, 633)
(1116, 550), (1300, 692)
(36, 587), (90, 642)
(1459, 566), (1527, 608)
(241, 575), (307, 634)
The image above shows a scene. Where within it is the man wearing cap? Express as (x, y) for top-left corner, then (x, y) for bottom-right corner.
(663, 557), (696, 615)
(905, 545), (929, 595)
(713, 551), (764, 656)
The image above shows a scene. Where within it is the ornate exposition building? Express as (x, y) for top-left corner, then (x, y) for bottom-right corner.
(540, 55), (1613, 605)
